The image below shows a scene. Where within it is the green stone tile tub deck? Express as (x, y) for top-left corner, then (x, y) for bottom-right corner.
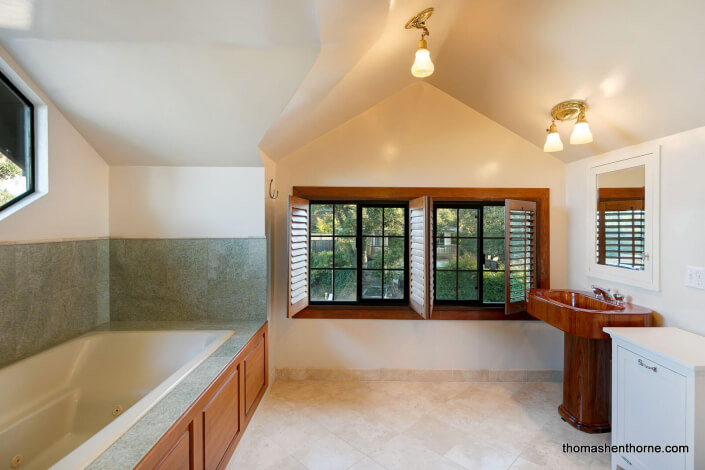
(0, 240), (110, 368)
(85, 320), (266, 470)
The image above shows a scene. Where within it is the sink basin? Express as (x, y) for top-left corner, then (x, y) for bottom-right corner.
(527, 289), (652, 434)
(536, 289), (624, 312)
(528, 289), (651, 340)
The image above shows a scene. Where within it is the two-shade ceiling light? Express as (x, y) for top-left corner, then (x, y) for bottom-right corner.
(405, 8), (435, 78)
(544, 100), (593, 152)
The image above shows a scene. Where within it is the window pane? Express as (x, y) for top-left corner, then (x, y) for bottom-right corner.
(362, 207), (383, 235)
(310, 204), (333, 235)
(436, 271), (456, 300)
(362, 236), (382, 269)
(436, 208), (457, 236)
(334, 204), (357, 235)
(334, 270), (356, 301)
(334, 237), (357, 268)
(458, 238), (478, 270)
(310, 236), (333, 268)
(362, 270), (383, 299)
(483, 271), (505, 303)
(0, 77), (32, 209)
(483, 206), (505, 237)
(383, 270), (404, 299)
(458, 209), (478, 237)
(310, 270), (332, 301)
(436, 237), (457, 270)
(384, 207), (404, 236)
(458, 271), (479, 301)
(483, 239), (505, 270)
(384, 237), (404, 269)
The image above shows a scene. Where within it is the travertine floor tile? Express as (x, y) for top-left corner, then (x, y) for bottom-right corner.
(228, 380), (609, 470)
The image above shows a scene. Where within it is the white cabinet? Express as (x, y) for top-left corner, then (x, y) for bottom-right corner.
(606, 327), (705, 470)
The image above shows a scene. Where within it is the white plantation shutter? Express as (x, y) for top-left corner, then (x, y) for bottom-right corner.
(288, 196), (309, 317)
(409, 196), (430, 318)
(505, 199), (537, 315)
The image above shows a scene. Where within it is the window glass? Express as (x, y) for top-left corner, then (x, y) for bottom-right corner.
(311, 203), (407, 304)
(434, 204), (505, 305)
(0, 72), (34, 210)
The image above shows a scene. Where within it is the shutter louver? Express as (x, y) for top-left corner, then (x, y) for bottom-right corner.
(505, 199), (537, 315)
(288, 196), (310, 317)
(409, 196), (430, 318)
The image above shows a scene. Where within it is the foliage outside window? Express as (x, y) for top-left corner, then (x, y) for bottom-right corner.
(434, 204), (506, 305)
(0, 70), (34, 211)
(309, 203), (408, 304)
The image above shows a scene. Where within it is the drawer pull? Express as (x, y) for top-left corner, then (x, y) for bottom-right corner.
(638, 358), (657, 373)
(621, 455), (633, 466)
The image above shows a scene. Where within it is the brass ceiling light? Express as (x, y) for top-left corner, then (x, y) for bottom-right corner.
(405, 8), (435, 78)
(543, 100), (593, 152)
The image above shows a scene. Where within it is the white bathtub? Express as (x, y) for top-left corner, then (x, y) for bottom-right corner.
(0, 329), (233, 470)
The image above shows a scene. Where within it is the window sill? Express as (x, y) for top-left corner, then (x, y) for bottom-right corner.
(293, 305), (423, 320)
(292, 305), (539, 321)
(431, 306), (538, 321)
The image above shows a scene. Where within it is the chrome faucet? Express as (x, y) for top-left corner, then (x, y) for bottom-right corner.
(590, 285), (615, 302)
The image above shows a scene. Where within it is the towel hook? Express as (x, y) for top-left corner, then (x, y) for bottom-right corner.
(268, 178), (279, 200)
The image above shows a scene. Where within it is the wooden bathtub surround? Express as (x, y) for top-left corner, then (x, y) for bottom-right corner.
(136, 323), (268, 470)
(527, 290), (651, 434)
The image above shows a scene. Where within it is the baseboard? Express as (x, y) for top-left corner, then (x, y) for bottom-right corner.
(274, 368), (563, 383)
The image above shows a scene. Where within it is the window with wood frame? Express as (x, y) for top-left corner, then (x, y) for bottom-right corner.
(595, 187), (645, 271)
(308, 202), (409, 305)
(287, 188), (548, 320)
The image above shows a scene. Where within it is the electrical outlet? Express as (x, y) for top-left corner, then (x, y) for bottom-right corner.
(686, 266), (705, 290)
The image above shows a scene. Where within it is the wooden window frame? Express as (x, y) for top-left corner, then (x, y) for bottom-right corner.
(308, 201), (410, 306)
(291, 187), (550, 321)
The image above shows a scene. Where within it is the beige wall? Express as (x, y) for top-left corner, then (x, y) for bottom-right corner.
(109, 166), (265, 238)
(0, 47), (109, 243)
(270, 82), (567, 371)
(566, 126), (705, 336)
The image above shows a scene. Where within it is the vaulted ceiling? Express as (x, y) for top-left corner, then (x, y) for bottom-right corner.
(2, 0), (705, 166)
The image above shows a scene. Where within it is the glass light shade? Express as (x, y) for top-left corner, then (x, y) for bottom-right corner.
(570, 121), (593, 144)
(543, 131), (563, 152)
(411, 48), (434, 78)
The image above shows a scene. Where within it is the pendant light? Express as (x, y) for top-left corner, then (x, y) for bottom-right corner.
(543, 121), (563, 153)
(405, 8), (435, 78)
(543, 100), (593, 152)
(570, 111), (593, 145)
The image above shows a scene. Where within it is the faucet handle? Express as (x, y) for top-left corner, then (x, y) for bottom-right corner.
(613, 293), (625, 304)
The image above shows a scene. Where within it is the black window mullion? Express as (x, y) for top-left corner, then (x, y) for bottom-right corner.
(332, 204), (336, 300)
(455, 208), (459, 301)
(356, 204), (363, 302)
(478, 205), (484, 305)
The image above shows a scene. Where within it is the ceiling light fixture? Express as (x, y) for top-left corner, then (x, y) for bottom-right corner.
(405, 8), (435, 78)
(543, 100), (593, 152)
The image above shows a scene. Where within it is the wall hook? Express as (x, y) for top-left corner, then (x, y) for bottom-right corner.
(268, 178), (279, 200)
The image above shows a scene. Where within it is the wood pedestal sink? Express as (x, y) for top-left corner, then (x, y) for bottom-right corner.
(527, 289), (652, 433)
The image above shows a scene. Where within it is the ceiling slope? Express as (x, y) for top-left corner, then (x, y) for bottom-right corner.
(0, 0), (321, 166)
(429, 0), (705, 162)
(260, 0), (464, 161)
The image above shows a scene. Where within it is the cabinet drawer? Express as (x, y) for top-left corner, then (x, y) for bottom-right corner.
(616, 346), (687, 469)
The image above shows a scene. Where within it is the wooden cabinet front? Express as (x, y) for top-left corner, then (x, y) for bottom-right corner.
(137, 323), (268, 470)
(203, 365), (241, 470)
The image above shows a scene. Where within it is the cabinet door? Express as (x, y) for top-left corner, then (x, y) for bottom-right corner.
(154, 431), (191, 470)
(202, 366), (240, 470)
(244, 334), (266, 417)
(616, 346), (687, 469)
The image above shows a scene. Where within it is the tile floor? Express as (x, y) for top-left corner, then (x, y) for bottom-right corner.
(227, 380), (611, 470)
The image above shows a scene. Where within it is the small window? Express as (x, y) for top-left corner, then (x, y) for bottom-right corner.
(433, 203), (506, 305)
(0, 70), (34, 212)
(309, 202), (408, 305)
